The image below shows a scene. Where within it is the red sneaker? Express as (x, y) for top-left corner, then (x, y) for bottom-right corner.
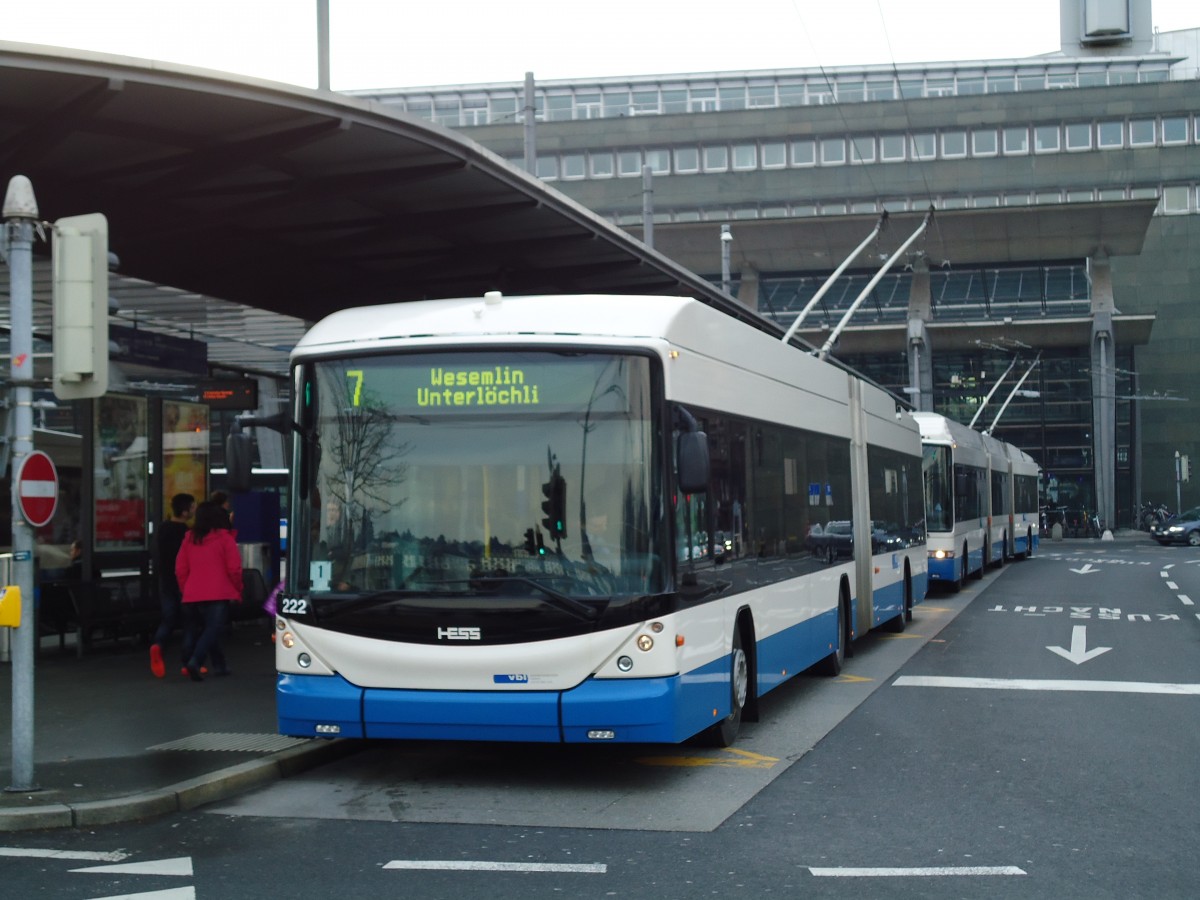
(150, 644), (165, 678)
(180, 666), (209, 676)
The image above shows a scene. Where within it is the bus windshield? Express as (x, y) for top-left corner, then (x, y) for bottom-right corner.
(293, 350), (665, 604)
(922, 444), (953, 533)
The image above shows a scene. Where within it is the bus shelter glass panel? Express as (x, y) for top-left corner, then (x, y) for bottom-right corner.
(95, 394), (148, 550)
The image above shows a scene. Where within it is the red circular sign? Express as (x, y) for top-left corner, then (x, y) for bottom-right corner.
(17, 450), (59, 528)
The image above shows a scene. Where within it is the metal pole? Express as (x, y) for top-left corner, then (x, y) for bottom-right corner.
(4, 175), (39, 791)
(968, 355), (1019, 429)
(818, 210), (931, 360)
(316, 0), (330, 91)
(523, 72), (537, 174)
(641, 166), (653, 250)
(985, 352), (1041, 436)
(720, 225), (731, 295)
(782, 213), (886, 344)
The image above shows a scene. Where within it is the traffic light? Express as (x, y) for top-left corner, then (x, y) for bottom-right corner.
(540, 468), (567, 539)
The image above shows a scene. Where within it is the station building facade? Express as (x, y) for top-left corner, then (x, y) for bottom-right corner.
(351, 5), (1200, 528)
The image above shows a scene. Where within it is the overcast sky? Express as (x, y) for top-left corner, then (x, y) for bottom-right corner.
(4, 1), (1198, 90)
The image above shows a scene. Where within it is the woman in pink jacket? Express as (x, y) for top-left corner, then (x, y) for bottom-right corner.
(175, 500), (242, 681)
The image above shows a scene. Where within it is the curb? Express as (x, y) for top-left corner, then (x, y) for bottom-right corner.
(0, 738), (362, 833)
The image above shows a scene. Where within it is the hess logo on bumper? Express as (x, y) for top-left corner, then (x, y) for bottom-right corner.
(437, 626), (481, 641)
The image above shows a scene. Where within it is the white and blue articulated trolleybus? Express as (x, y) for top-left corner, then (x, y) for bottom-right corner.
(911, 411), (1040, 590)
(237, 293), (927, 746)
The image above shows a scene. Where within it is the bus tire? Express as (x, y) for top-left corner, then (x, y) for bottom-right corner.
(706, 627), (749, 747)
(1026, 528), (1034, 558)
(819, 592), (848, 675)
(970, 541), (984, 580)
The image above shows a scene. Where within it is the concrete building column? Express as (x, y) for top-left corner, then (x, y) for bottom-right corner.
(906, 256), (934, 411)
(1089, 251), (1116, 529)
(737, 264), (760, 312)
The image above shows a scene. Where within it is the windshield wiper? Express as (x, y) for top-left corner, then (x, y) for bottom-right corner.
(450, 576), (601, 621)
(313, 590), (444, 621)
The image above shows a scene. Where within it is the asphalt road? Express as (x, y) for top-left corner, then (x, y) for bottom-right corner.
(3, 540), (1198, 899)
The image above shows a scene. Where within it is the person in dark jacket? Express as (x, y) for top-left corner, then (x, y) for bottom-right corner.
(175, 500), (242, 681)
(150, 492), (195, 678)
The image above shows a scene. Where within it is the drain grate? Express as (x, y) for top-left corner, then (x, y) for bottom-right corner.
(148, 732), (311, 753)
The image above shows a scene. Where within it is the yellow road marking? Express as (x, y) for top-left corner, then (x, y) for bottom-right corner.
(635, 747), (779, 769)
(836, 673), (873, 684)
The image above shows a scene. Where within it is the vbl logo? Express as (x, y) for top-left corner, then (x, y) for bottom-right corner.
(494, 673), (529, 683)
(437, 626), (481, 640)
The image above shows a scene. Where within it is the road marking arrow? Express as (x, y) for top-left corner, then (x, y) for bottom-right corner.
(1070, 563), (1099, 574)
(1047, 625), (1111, 664)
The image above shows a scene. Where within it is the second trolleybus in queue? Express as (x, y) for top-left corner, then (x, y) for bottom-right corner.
(234, 293), (928, 746)
(912, 411), (1040, 590)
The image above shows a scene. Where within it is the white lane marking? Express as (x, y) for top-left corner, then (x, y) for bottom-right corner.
(82, 889), (195, 899)
(1046, 625), (1111, 664)
(1166, 581), (1179, 590)
(809, 866), (1026, 877)
(1179, 595), (1194, 606)
(895, 676), (1200, 694)
(385, 860), (607, 874)
(0, 848), (130, 862)
(72, 857), (193, 876)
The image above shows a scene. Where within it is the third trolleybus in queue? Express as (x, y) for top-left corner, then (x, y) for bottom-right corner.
(912, 410), (1040, 590)
(237, 293), (927, 746)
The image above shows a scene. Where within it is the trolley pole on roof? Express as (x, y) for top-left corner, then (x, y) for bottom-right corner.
(968, 355), (1020, 429)
(3, 175), (39, 791)
(781, 212), (887, 345)
(984, 352), (1042, 436)
(817, 209), (932, 361)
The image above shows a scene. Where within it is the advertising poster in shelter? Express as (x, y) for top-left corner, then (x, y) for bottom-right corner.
(162, 400), (208, 521)
(95, 394), (148, 549)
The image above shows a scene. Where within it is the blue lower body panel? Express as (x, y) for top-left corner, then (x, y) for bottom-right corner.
(278, 661), (729, 744)
(928, 556), (958, 582)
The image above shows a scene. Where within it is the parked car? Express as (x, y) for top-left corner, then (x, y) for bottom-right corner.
(1153, 507), (1200, 546)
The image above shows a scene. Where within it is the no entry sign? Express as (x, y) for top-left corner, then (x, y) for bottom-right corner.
(17, 450), (58, 528)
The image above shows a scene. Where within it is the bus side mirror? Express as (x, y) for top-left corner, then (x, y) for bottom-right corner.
(678, 431), (710, 494)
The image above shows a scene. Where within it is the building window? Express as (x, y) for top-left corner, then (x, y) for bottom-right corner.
(732, 143), (758, 169)
(719, 87), (746, 111)
(490, 97), (518, 124)
(631, 90), (659, 114)
(942, 131), (967, 158)
(603, 91), (630, 118)
(1066, 189), (1093, 202)
(1161, 116), (1189, 145)
(561, 153), (586, 179)
(973, 195), (1000, 208)
(536, 156), (559, 180)
(618, 150), (642, 177)
(910, 133), (936, 160)
(866, 79), (894, 101)
(545, 95), (573, 122)
(1128, 119), (1155, 146)
(1033, 125), (1060, 153)
(748, 85), (776, 107)
(661, 90), (688, 114)
(1065, 122), (1092, 151)
(1162, 185), (1191, 214)
(821, 138), (846, 165)
(703, 145), (729, 172)
(1098, 188), (1126, 201)
(957, 77), (985, 95)
(972, 128), (998, 156)
(778, 83), (805, 106)
(576, 93), (601, 119)
(789, 139), (815, 166)
(645, 149), (670, 175)
(850, 200), (877, 214)
(1004, 192), (1031, 206)
(674, 147), (700, 173)
(590, 152), (614, 178)
(1003, 127), (1029, 155)
(850, 136), (875, 164)
(1036, 190), (1063, 204)
(821, 201), (848, 215)
(762, 142), (787, 168)
(987, 74), (1016, 93)
(880, 134), (906, 161)
(1097, 121), (1123, 149)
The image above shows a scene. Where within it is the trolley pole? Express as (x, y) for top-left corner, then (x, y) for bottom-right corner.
(3, 175), (39, 792)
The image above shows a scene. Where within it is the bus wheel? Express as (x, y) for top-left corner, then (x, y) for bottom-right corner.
(707, 628), (748, 747)
(819, 597), (846, 675)
(1026, 528), (1034, 559)
(886, 573), (910, 632)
